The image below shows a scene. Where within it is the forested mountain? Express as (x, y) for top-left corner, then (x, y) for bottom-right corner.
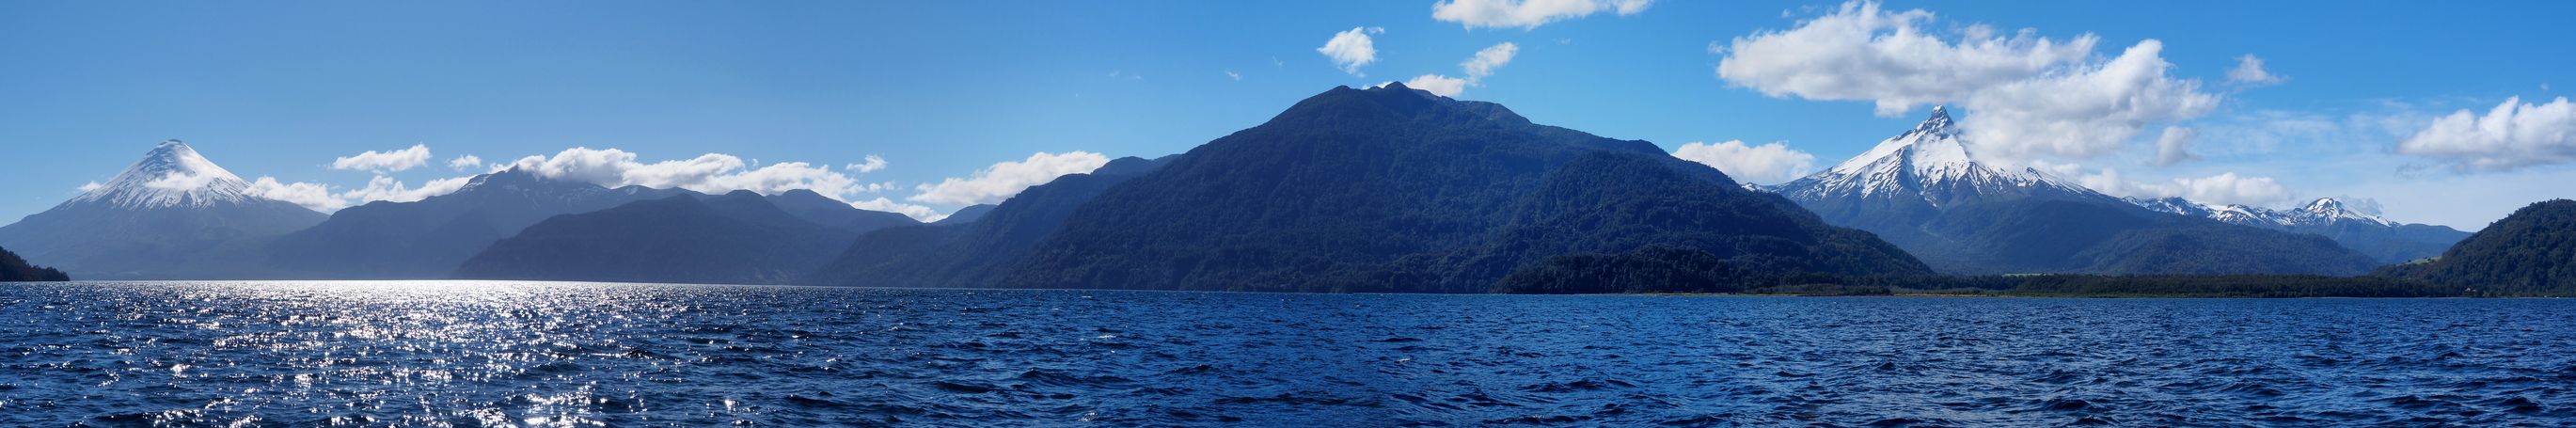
(0, 140), (325, 279)
(2379, 199), (2576, 293)
(263, 169), (688, 278)
(933, 204), (997, 225)
(816, 83), (1931, 293)
(1774, 109), (2381, 276)
(454, 190), (897, 284)
(766, 189), (921, 233)
(2131, 197), (2471, 263)
(0, 246), (70, 281)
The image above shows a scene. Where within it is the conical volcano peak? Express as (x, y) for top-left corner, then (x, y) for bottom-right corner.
(1910, 105), (1957, 137)
(67, 140), (263, 210)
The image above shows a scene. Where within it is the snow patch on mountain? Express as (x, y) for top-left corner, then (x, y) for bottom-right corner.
(2127, 197), (2399, 229)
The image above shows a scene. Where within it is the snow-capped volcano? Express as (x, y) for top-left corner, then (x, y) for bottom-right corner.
(1771, 107), (2382, 276)
(67, 140), (264, 209)
(0, 140), (326, 278)
(1777, 106), (2110, 207)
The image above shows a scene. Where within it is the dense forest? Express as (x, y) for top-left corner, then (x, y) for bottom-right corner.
(1, 245), (70, 281)
(2379, 199), (2576, 294)
(455, 191), (875, 285)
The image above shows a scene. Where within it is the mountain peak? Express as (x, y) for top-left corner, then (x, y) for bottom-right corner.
(68, 140), (266, 210)
(1782, 105), (2101, 207)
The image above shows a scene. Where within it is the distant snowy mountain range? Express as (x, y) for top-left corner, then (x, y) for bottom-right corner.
(2126, 197), (2469, 263)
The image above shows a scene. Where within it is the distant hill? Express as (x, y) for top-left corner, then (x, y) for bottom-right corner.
(455, 190), (902, 284)
(2131, 197), (2471, 263)
(0, 140), (324, 279)
(263, 169), (688, 278)
(0, 246), (70, 281)
(814, 83), (1931, 293)
(1773, 108), (2381, 276)
(2380, 199), (2576, 293)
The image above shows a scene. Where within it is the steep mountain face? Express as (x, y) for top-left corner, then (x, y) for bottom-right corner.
(1775, 109), (2381, 276)
(2379, 199), (2576, 293)
(0, 140), (326, 279)
(263, 169), (687, 278)
(933, 204), (998, 225)
(813, 155), (1173, 288)
(0, 246), (71, 281)
(455, 191), (873, 284)
(2131, 197), (2472, 263)
(818, 83), (1932, 293)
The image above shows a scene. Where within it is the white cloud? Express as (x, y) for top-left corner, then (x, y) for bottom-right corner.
(1670, 140), (1819, 184)
(909, 151), (1112, 206)
(448, 154), (483, 171)
(1225, 70), (1242, 81)
(1403, 42), (1519, 97)
(331, 144), (433, 172)
(2395, 96), (2576, 171)
(2226, 55), (2284, 86)
(1715, 2), (2093, 117)
(2154, 126), (2199, 166)
(1317, 26), (1384, 76)
(850, 154), (887, 173)
(2076, 168), (2291, 207)
(337, 175), (472, 204)
(1404, 74), (1470, 97)
(502, 147), (893, 201)
(76, 182), (103, 193)
(245, 177), (347, 212)
(850, 197), (945, 222)
(1431, 0), (1653, 30)
(1715, 1), (2219, 163)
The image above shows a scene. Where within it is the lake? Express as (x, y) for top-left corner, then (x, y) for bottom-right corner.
(2, 281), (2571, 426)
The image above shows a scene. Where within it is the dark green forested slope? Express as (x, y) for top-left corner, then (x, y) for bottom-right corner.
(2380, 199), (2576, 293)
(965, 83), (1927, 293)
(1, 245), (70, 281)
(455, 191), (861, 285)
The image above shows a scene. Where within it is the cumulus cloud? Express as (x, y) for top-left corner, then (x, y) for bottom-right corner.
(1671, 140), (1820, 184)
(1404, 42), (1520, 97)
(1404, 75), (1470, 97)
(2076, 168), (2291, 206)
(1317, 26), (1385, 76)
(909, 151), (1112, 206)
(448, 154), (483, 171)
(337, 175), (473, 205)
(2154, 126), (2199, 166)
(245, 177), (347, 212)
(2226, 55), (2284, 86)
(502, 148), (892, 200)
(1715, 1), (2219, 162)
(2395, 96), (2576, 172)
(1431, 0), (1653, 30)
(850, 197), (945, 222)
(1715, 2), (2093, 117)
(76, 182), (103, 193)
(849, 154), (887, 173)
(331, 144), (433, 172)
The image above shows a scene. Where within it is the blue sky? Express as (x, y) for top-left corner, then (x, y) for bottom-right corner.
(4, 1), (2572, 229)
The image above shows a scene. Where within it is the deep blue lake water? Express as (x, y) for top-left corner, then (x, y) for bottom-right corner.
(2, 281), (2571, 427)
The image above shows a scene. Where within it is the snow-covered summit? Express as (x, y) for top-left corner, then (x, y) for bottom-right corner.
(1780, 106), (2104, 207)
(2127, 197), (2398, 229)
(66, 140), (265, 210)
